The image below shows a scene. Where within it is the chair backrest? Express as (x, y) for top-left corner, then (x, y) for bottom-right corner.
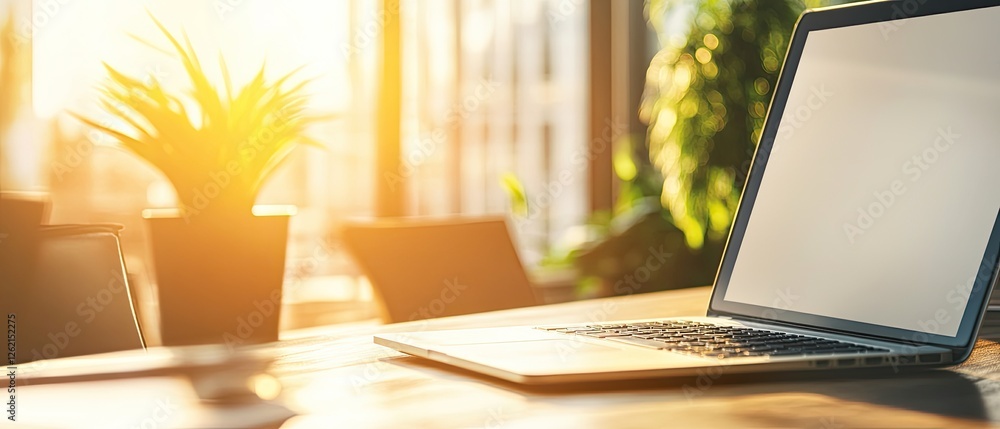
(341, 216), (538, 322)
(1, 195), (144, 364)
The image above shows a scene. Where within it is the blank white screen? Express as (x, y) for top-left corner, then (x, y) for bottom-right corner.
(724, 6), (1000, 337)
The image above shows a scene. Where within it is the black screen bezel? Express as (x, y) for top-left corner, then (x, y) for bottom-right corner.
(708, 0), (1000, 349)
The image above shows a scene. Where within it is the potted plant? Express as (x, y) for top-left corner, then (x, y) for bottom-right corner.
(73, 18), (326, 347)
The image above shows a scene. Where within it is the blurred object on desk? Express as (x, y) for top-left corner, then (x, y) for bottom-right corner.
(16, 345), (293, 429)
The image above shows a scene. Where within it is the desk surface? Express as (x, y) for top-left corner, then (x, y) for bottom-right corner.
(20, 286), (1000, 428)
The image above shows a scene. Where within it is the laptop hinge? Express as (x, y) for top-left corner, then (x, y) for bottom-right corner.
(707, 305), (966, 356)
(721, 314), (933, 347)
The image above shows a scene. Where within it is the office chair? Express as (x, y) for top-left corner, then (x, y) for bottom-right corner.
(1, 194), (145, 364)
(341, 216), (539, 323)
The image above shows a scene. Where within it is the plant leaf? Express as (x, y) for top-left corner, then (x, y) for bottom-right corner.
(71, 14), (336, 212)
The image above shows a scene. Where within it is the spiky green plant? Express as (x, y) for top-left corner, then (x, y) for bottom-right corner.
(73, 17), (325, 219)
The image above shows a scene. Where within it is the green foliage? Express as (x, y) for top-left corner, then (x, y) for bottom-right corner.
(571, 0), (860, 295)
(642, 0), (804, 249)
(73, 15), (327, 218)
(500, 172), (528, 217)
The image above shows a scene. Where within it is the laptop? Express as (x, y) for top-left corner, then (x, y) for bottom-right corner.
(375, 0), (1000, 384)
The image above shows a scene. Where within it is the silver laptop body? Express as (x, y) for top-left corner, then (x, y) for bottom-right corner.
(375, 0), (1000, 384)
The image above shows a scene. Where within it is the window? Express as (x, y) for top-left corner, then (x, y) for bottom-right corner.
(7, 0), (595, 317)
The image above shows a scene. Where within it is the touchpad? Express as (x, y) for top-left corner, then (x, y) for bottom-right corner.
(399, 327), (562, 346)
(434, 339), (677, 371)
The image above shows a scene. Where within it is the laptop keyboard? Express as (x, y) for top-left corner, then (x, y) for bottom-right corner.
(539, 320), (890, 359)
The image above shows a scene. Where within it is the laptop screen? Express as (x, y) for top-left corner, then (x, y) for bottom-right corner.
(716, 3), (1000, 343)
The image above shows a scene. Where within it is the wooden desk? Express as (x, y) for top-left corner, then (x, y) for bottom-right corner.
(272, 286), (1000, 428)
(19, 286), (1000, 428)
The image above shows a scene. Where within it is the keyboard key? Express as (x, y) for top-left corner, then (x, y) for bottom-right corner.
(556, 328), (600, 334)
(749, 345), (777, 351)
(770, 349), (807, 356)
(583, 332), (633, 338)
(606, 337), (670, 349)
